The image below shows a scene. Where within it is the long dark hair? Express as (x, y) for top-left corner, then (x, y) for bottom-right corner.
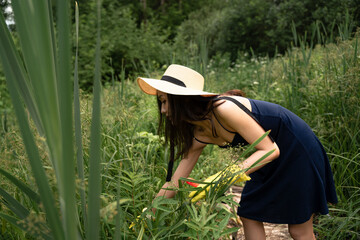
(158, 89), (245, 181)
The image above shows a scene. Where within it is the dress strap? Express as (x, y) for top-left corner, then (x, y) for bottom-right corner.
(212, 110), (237, 134)
(194, 136), (211, 145)
(215, 96), (275, 142)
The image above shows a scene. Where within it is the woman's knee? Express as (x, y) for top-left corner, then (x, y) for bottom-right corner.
(288, 228), (314, 240)
(240, 217), (266, 240)
(240, 216), (263, 227)
(288, 215), (316, 240)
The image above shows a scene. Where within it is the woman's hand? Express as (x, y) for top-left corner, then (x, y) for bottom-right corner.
(155, 138), (206, 199)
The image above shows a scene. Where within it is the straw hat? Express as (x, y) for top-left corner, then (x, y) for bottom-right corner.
(137, 64), (217, 96)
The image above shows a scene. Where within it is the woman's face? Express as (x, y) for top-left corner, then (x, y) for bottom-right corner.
(157, 91), (170, 118)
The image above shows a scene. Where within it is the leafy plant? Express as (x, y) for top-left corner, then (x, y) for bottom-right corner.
(0, 1), (359, 239)
(0, 0), (102, 239)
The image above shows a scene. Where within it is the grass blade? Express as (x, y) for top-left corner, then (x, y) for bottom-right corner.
(0, 12), (43, 136)
(0, 168), (40, 204)
(236, 130), (271, 160)
(0, 212), (53, 240)
(244, 149), (276, 172)
(56, 0), (77, 238)
(4, 69), (65, 239)
(0, 213), (27, 233)
(0, 187), (29, 219)
(73, 1), (87, 234)
(87, 0), (103, 239)
(0, 9), (64, 239)
(12, 0), (61, 177)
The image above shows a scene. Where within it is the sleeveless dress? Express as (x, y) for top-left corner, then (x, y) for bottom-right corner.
(203, 97), (338, 224)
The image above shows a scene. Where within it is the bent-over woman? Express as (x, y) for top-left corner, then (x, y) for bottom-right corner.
(137, 64), (338, 240)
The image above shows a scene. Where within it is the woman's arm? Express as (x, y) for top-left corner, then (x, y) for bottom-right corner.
(215, 99), (280, 175)
(156, 139), (206, 199)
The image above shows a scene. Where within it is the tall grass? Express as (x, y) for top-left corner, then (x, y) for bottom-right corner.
(205, 27), (360, 238)
(0, 2), (359, 239)
(99, 26), (359, 238)
(0, 1), (244, 237)
(0, 0), (102, 239)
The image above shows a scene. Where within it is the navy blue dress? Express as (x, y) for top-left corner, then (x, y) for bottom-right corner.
(216, 97), (338, 224)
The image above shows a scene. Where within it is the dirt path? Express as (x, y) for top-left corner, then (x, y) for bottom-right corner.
(226, 186), (292, 240)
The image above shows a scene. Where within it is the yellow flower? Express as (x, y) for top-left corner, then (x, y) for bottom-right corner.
(188, 165), (250, 203)
(129, 207), (150, 230)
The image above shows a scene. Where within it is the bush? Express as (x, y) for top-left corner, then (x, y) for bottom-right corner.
(174, 0), (358, 62)
(76, 3), (172, 91)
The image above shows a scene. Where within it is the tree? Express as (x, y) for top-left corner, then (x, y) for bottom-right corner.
(174, 0), (359, 62)
(74, 0), (173, 90)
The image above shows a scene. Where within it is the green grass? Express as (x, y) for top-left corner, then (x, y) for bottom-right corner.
(0, 2), (359, 239)
(0, 0), (100, 239)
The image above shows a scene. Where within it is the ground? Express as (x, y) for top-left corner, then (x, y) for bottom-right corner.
(226, 186), (292, 240)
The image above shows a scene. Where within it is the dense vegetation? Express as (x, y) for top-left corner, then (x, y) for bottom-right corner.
(3, 0), (358, 90)
(74, 0), (359, 90)
(0, 0), (359, 239)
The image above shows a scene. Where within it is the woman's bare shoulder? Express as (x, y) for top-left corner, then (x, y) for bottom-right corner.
(214, 96), (252, 115)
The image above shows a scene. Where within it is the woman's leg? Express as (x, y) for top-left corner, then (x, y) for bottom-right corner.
(240, 216), (266, 240)
(288, 214), (316, 240)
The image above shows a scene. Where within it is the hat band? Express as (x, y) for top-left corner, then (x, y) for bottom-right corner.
(161, 75), (187, 87)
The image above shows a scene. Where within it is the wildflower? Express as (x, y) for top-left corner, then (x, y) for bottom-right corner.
(188, 165), (250, 202)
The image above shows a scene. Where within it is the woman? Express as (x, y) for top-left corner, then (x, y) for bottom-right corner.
(137, 64), (338, 240)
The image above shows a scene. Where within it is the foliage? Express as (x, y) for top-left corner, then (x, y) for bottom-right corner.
(175, 0), (358, 62)
(208, 34), (360, 238)
(173, 2), (228, 58)
(126, 0), (209, 40)
(0, 64), (11, 118)
(0, 0), (103, 239)
(1, 0), (359, 91)
(76, 2), (173, 91)
(74, 0), (209, 91)
(0, 0), (359, 239)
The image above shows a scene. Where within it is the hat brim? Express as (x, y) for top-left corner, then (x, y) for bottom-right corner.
(137, 77), (217, 97)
